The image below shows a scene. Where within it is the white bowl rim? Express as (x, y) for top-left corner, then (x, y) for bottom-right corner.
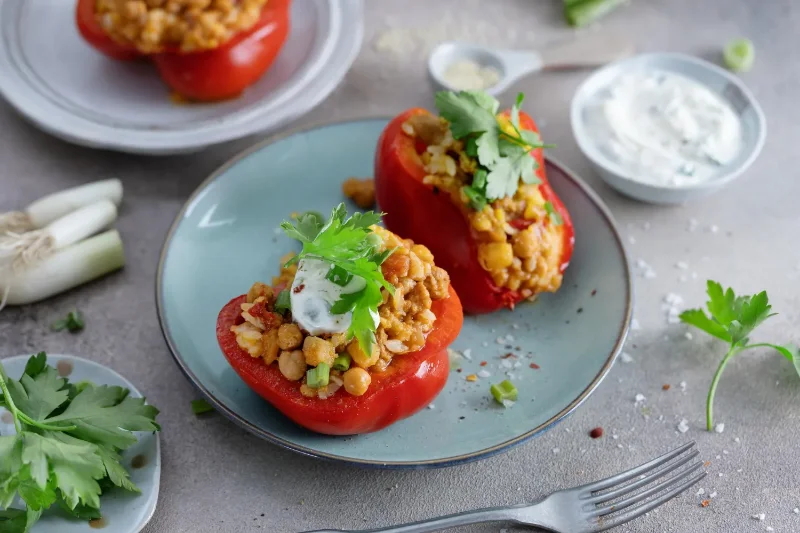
(570, 52), (767, 193)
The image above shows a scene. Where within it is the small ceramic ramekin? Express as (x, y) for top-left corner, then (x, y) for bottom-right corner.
(570, 52), (766, 205)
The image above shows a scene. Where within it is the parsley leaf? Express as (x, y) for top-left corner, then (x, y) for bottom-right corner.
(434, 91), (498, 140)
(0, 353), (160, 531)
(282, 204), (395, 354)
(680, 281), (798, 430)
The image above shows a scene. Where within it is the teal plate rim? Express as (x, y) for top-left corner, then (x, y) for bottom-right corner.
(155, 117), (634, 469)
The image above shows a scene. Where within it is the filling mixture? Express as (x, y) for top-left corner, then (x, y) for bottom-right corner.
(95, 0), (269, 52)
(231, 207), (450, 399)
(584, 69), (743, 187)
(401, 93), (566, 298)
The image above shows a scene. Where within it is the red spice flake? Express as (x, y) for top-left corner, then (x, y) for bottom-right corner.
(703, 461), (711, 468)
(502, 353), (516, 359)
(662, 384), (671, 391)
(591, 289), (597, 296)
(700, 500), (710, 508)
(529, 363), (540, 369)
(589, 427), (604, 439)
(292, 284), (305, 294)
(479, 361), (487, 367)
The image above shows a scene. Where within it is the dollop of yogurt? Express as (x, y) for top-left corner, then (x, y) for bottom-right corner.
(290, 258), (366, 336)
(584, 69), (743, 187)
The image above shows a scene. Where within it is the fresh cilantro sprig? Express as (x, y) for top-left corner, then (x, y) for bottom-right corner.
(680, 281), (799, 431)
(434, 90), (548, 210)
(281, 204), (395, 354)
(0, 352), (160, 532)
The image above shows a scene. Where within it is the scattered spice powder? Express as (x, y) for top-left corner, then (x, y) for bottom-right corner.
(480, 361), (488, 366)
(589, 427), (604, 439)
(529, 363), (540, 369)
(662, 384), (671, 391)
(701, 500), (710, 508)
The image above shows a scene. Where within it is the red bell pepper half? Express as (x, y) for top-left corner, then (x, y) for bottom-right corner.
(375, 108), (574, 315)
(216, 286), (463, 435)
(75, 0), (290, 101)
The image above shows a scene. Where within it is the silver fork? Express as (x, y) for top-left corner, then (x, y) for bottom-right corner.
(303, 441), (705, 533)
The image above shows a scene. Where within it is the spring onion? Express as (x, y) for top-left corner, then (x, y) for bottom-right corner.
(723, 38), (755, 72)
(1, 229), (125, 308)
(564, 0), (626, 27)
(0, 199), (117, 277)
(274, 289), (291, 314)
(490, 379), (518, 404)
(0, 178), (122, 234)
(51, 310), (85, 333)
(332, 353), (352, 372)
(306, 363), (331, 389)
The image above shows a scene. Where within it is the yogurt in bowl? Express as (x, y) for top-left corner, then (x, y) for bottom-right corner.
(571, 53), (766, 204)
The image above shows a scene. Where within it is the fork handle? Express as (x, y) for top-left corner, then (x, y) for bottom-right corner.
(301, 505), (524, 533)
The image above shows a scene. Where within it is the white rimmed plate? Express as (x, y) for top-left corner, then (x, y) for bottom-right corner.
(0, 354), (160, 532)
(0, 0), (363, 155)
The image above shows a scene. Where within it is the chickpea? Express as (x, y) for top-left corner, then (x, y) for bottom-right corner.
(261, 329), (279, 365)
(302, 336), (335, 367)
(347, 340), (379, 369)
(277, 323), (303, 350)
(278, 350), (306, 381)
(246, 281), (273, 304)
(343, 367), (371, 396)
(478, 242), (514, 271)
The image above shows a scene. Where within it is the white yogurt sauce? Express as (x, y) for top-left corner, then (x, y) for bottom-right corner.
(585, 69), (743, 187)
(290, 258), (368, 336)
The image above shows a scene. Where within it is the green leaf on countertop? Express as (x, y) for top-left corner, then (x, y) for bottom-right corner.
(191, 399), (215, 416)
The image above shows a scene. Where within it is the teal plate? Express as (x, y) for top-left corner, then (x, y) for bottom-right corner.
(1, 354), (161, 532)
(156, 118), (632, 468)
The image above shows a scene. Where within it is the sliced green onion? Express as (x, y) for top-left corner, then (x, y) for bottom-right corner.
(462, 186), (487, 211)
(464, 136), (479, 158)
(564, 0), (626, 27)
(191, 399), (215, 415)
(2, 229), (125, 308)
(723, 38), (755, 72)
(544, 201), (563, 226)
(326, 264), (353, 286)
(274, 290), (291, 314)
(332, 354), (351, 372)
(490, 380), (518, 404)
(0, 178), (122, 233)
(472, 168), (488, 189)
(306, 363), (331, 389)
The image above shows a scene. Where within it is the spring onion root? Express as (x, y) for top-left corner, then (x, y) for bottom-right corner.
(564, 0), (626, 27)
(0, 178), (123, 233)
(1, 229), (125, 308)
(0, 200), (117, 276)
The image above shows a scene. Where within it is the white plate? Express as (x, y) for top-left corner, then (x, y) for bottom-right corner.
(0, 0), (363, 155)
(1, 354), (160, 533)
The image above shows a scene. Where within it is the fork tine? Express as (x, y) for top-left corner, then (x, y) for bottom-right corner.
(587, 450), (699, 505)
(592, 461), (704, 516)
(583, 441), (696, 493)
(592, 472), (707, 532)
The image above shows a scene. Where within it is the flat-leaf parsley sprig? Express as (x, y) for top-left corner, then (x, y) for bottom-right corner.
(680, 280), (800, 431)
(281, 204), (396, 354)
(0, 352), (160, 532)
(434, 90), (550, 210)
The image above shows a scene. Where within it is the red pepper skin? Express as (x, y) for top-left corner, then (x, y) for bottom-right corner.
(375, 108), (574, 315)
(216, 286), (463, 435)
(75, 0), (290, 101)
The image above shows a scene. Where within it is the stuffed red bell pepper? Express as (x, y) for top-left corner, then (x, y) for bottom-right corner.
(76, 0), (290, 101)
(216, 204), (463, 435)
(375, 90), (574, 315)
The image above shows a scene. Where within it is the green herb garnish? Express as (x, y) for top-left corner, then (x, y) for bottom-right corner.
(281, 204), (395, 354)
(435, 91), (546, 211)
(50, 310), (84, 333)
(191, 399), (214, 415)
(544, 201), (563, 226)
(274, 290), (291, 315)
(680, 281), (799, 431)
(0, 352), (160, 532)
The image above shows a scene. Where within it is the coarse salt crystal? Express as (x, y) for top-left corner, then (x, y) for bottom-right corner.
(500, 359), (513, 369)
(620, 352), (634, 363)
(636, 259), (647, 268)
(635, 393), (646, 403)
(482, 341), (489, 347)
(680, 381), (687, 392)
(691, 271), (698, 279)
(766, 527), (774, 532)
(631, 318), (641, 331)
(462, 349), (472, 360)
(752, 514), (765, 521)
(715, 423), (725, 434)
(676, 261), (689, 269)
(696, 488), (705, 495)
(793, 508), (799, 514)
(478, 370), (491, 378)
(685, 332), (693, 340)
(505, 334), (515, 342)
(710, 224), (719, 233)
(644, 268), (657, 279)
(427, 404), (435, 410)
(628, 235), (636, 245)
(677, 419), (690, 433)
(709, 491), (717, 498)
(735, 437), (741, 443)
(496, 337), (506, 345)
(723, 450), (729, 455)
(552, 448), (560, 454)
(512, 323), (519, 329)
(612, 434), (619, 440)
(617, 444), (624, 449)
(718, 473), (724, 477)
(513, 361), (522, 368)
(501, 399), (515, 408)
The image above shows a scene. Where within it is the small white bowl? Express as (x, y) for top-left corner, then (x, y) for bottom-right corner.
(570, 53), (767, 205)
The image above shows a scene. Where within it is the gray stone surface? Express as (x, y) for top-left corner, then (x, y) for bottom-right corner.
(2, 0), (799, 531)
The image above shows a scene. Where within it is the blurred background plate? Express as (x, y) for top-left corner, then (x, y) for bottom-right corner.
(0, 0), (363, 155)
(156, 118), (632, 468)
